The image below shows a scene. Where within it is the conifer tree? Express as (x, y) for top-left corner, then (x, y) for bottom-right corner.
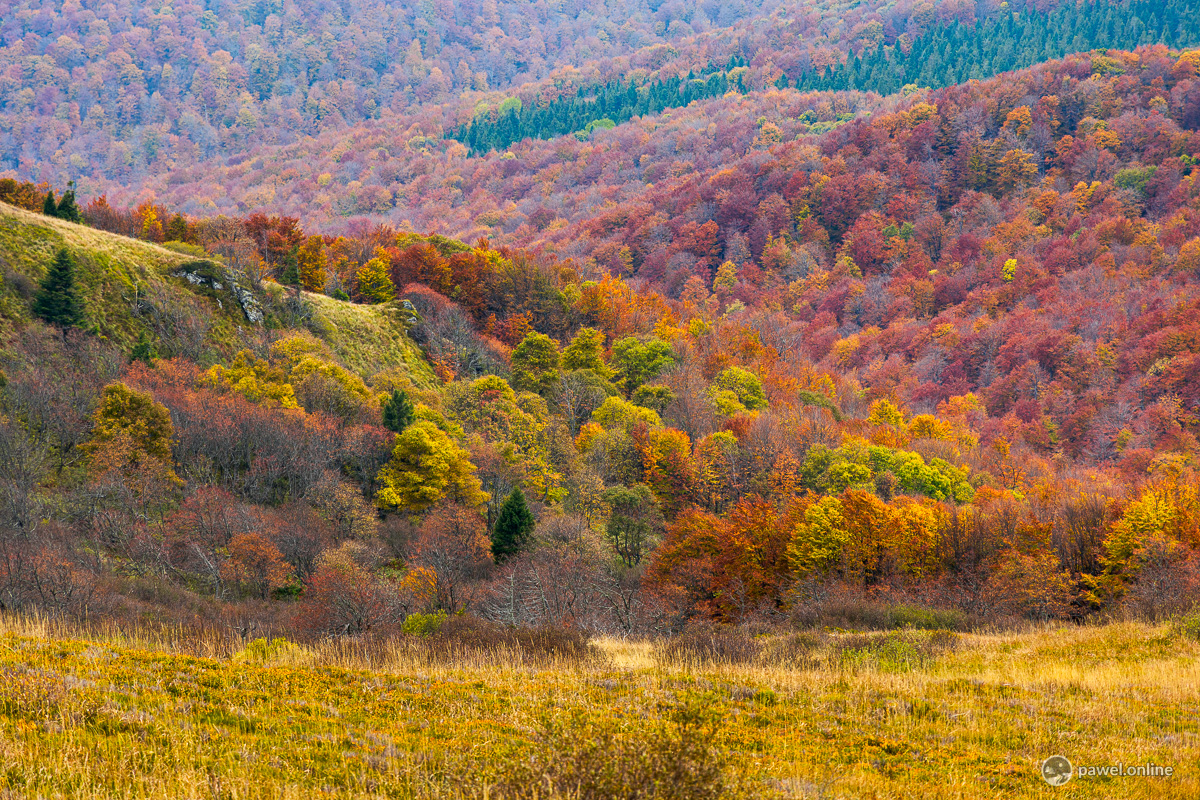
(42, 190), (58, 218)
(32, 248), (84, 329)
(130, 330), (158, 364)
(279, 247), (300, 286)
(491, 487), (534, 562)
(382, 388), (415, 433)
(57, 187), (81, 223)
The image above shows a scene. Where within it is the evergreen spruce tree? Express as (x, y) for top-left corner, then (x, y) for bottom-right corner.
(382, 388), (416, 433)
(56, 189), (80, 222)
(491, 487), (534, 563)
(42, 190), (58, 218)
(130, 330), (158, 364)
(279, 248), (300, 286)
(32, 248), (84, 329)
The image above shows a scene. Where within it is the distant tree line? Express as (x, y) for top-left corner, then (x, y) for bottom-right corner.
(1, 179), (80, 222)
(791, 0), (1200, 95)
(450, 57), (748, 154)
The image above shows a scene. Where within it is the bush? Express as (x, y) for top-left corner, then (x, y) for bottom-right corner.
(661, 625), (832, 670)
(789, 592), (973, 632)
(402, 614), (599, 665)
(232, 637), (308, 666)
(401, 611), (446, 637)
(888, 604), (971, 631)
(489, 696), (746, 800)
(835, 630), (960, 672)
(660, 624), (760, 666)
(759, 632), (827, 669)
(1171, 607), (1200, 642)
(0, 668), (103, 726)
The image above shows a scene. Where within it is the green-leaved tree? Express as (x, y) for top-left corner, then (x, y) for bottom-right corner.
(510, 331), (561, 396)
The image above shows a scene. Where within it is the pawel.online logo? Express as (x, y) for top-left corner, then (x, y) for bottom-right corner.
(1041, 755), (1175, 785)
(1041, 755), (1072, 786)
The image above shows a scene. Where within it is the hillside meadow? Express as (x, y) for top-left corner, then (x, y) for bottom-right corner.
(0, 614), (1196, 799)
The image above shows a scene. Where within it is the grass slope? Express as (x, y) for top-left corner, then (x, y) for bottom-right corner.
(306, 292), (438, 388)
(0, 202), (191, 347)
(0, 616), (1196, 799)
(0, 203), (434, 387)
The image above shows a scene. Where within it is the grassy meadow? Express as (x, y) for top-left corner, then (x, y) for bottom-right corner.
(0, 615), (1195, 799)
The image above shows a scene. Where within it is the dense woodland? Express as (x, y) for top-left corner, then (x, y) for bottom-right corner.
(455, 0), (1200, 154)
(3, 42), (1200, 636)
(798, 0), (1200, 93)
(3, 0), (1200, 638)
(3, 0), (1001, 209)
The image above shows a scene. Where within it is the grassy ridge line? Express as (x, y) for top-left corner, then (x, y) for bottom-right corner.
(0, 202), (435, 384)
(0, 615), (1197, 798)
(0, 201), (192, 346)
(0, 200), (190, 268)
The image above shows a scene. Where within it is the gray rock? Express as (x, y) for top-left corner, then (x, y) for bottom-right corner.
(172, 263), (264, 324)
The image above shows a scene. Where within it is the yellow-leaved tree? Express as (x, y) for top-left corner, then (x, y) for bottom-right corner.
(1103, 488), (1181, 582)
(788, 496), (849, 577)
(201, 351), (299, 409)
(375, 420), (488, 512)
(355, 250), (395, 303)
(294, 235), (328, 292)
(85, 382), (175, 462)
(83, 382), (182, 517)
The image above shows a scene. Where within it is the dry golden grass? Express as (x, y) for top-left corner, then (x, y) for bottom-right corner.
(304, 292), (438, 386)
(0, 613), (1196, 798)
(0, 201), (189, 271)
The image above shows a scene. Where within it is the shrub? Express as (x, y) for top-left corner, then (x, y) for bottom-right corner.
(759, 632), (827, 669)
(490, 696), (742, 800)
(407, 614), (598, 665)
(789, 592), (973, 632)
(660, 624), (760, 666)
(888, 604), (971, 631)
(232, 637), (307, 666)
(835, 630), (959, 672)
(1171, 607), (1200, 642)
(401, 611), (446, 637)
(0, 668), (102, 726)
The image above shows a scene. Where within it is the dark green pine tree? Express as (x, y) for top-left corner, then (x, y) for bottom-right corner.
(32, 248), (85, 329)
(56, 187), (81, 223)
(279, 247), (300, 286)
(381, 388), (415, 433)
(130, 330), (158, 364)
(42, 190), (58, 218)
(491, 487), (534, 563)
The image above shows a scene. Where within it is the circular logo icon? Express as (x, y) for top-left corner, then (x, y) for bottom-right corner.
(1041, 755), (1073, 786)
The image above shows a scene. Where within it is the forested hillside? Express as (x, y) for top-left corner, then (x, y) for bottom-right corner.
(454, 0), (1200, 153)
(5, 5), (1200, 797)
(801, 0), (1200, 93)
(3, 46), (1200, 634)
(0, 0), (920, 192)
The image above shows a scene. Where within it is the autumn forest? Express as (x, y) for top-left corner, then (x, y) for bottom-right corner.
(0, 0), (1197, 633)
(4, 0), (1200, 795)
